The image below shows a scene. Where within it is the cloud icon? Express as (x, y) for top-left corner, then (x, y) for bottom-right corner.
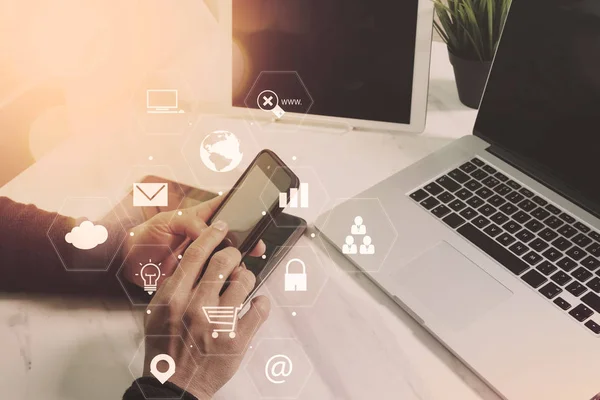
(65, 221), (108, 250)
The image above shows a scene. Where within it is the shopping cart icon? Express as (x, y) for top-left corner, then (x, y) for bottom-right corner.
(202, 306), (242, 338)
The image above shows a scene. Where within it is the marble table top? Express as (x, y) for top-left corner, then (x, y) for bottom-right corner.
(0, 41), (500, 400)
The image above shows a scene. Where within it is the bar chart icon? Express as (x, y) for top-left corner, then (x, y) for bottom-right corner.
(279, 183), (309, 208)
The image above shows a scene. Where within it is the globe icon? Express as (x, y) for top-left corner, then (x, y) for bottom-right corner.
(200, 130), (243, 173)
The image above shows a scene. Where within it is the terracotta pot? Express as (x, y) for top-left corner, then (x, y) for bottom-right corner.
(448, 50), (492, 109)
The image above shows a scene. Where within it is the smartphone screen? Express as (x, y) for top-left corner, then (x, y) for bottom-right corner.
(210, 166), (282, 249)
(208, 150), (298, 255)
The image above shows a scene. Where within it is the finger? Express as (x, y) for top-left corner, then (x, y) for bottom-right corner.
(172, 192), (228, 238)
(162, 220), (229, 295)
(155, 235), (194, 282)
(238, 295), (271, 338)
(247, 240), (266, 257)
(191, 193), (227, 221)
(219, 265), (256, 307)
(153, 248), (182, 283)
(199, 246), (242, 296)
(159, 194), (226, 234)
(165, 211), (208, 240)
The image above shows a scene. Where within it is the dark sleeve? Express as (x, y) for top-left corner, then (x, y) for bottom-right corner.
(123, 377), (198, 400)
(0, 196), (138, 297)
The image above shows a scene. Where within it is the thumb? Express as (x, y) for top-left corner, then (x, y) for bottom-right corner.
(190, 194), (227, 220)
(153, 209), (208, 240)
(238, 296), (271, 339)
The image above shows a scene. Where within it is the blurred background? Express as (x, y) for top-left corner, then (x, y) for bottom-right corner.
(0, 0), (445, 188)
(0, 0), (227, 186)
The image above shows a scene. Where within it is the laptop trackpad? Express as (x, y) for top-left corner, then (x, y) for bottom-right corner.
(393, 241), (512, 331)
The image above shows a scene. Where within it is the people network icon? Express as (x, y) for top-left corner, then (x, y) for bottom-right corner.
(342, 216), (375, 255)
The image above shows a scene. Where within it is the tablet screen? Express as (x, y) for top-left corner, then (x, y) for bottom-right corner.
(232, 0), (419, 125)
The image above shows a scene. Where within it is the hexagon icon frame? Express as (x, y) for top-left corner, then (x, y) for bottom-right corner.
(244, 338), (314, 399)
(259, 165), (331, 229)
(180, 115), (263, 190)
(261, 243), (330, 309)
(317, 197), (398, 274)
(130, 69), (199, 136)
(243, 71), (314, 131)
(128, 335), (198, 400)
(182, 280), (266, 357)
(47, 196), (127, 272)
(117, 164), (188, 227)
(117, 244), (185, 307)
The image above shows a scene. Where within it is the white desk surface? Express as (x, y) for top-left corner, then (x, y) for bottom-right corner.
(0, 42), (499, 400)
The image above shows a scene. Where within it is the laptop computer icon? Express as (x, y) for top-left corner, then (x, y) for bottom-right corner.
(146, 89), (185, 114)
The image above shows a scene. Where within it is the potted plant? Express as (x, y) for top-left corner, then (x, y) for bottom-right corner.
(433, 0), (512, 108)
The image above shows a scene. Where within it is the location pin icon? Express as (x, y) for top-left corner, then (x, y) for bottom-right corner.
(150, 354), (176, 384)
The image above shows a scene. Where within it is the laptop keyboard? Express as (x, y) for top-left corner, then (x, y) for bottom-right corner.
(408, 157), (600, 336)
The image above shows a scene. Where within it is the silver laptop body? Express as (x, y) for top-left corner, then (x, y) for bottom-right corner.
(316, 0), (600, 398)
(317, 135), (600, 399)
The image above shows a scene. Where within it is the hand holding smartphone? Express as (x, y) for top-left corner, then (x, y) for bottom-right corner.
(109, 150), (304, 306)
(207, 149), (299, 258)
(197, 150), (300, 300)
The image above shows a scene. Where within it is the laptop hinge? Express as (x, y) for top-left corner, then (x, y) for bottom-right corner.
(486, 145), (600, 221)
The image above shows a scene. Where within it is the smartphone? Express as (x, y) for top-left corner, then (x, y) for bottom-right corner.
(107, 150), (305, 304)
(207, 149), (300, 258)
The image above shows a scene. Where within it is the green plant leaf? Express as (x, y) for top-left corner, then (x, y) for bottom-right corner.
(462, 2), (485, 56)
(486, 0), (494, 59)
(432, 0), (512, 61)
(433, 21), (450, 45)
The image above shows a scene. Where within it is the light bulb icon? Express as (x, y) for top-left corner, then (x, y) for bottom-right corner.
(135, 259), (164, 295)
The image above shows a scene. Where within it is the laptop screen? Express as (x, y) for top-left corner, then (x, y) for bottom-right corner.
(232, 0), (419, 124)
(474, 0), (600, 210)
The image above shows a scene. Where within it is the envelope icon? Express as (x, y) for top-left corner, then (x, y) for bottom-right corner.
(133, 183), (169, 207)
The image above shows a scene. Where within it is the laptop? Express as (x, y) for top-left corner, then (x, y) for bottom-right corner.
(316, 0), (600, 398)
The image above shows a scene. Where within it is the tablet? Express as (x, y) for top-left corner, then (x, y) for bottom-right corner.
(222, 0), (434, 133)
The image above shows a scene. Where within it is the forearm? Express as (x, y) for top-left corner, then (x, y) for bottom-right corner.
(0, 196), (133, 296)
(123, 378), (199, 400)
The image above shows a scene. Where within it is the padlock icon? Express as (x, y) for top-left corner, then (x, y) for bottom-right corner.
(284, 258), (307, 292)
